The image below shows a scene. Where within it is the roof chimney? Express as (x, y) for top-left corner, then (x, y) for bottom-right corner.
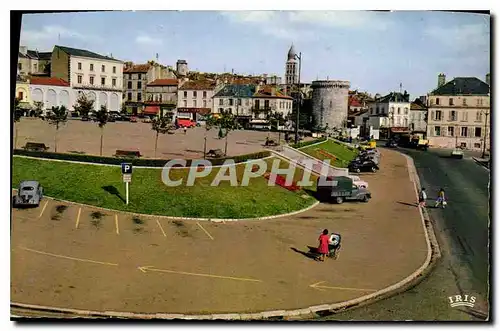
(438, 73), (446, 88)
(486, 73), (490, 86)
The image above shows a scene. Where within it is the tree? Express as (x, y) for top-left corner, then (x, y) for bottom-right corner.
(204, 115), (217, 158)
(33, 101), (44, 117)
(268, 111), (285, 144)
(95, 105), (109, 156)
(151, 116), (174, 158)
(73, 93), (94, 117)
(120, 103), (128, 116)
(216, 112), (236, 156)
(13, 97), (23, 149)
(47, 106), (68, 153)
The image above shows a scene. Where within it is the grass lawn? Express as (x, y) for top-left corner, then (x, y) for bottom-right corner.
(300, 139), (358, 168)
(12, 156), (317, 219)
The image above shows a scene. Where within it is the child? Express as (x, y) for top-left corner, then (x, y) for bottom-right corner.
(419, 188), (427, 208)
(435, 188), (446, 208)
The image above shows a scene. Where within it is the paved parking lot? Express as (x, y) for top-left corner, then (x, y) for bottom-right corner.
(15, 118), (286, 158)
(11, 149), (428, 315)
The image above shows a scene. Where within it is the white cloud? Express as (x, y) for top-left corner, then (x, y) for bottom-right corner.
(135, 35), (163, 46)
(20, 25), (101, 49)
(288, 11), (393, 30)
(220, 10), (394, 41)
(423, 23), (489, 50)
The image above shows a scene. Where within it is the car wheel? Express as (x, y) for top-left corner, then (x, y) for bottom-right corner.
(362, 195), (369, 202)
(371, 166), (377, 173)
(335, 197), (344, 204)
(355, 168), (361, 173)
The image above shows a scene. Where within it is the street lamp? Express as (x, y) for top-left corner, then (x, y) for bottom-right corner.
(294, 52), (302, 144)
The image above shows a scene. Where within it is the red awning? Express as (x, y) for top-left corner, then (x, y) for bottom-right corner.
(143, 106), (160, 114)
(177, 119), (193, 126)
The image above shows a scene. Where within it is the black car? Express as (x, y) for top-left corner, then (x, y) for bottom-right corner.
(385, 140), (398, 148)
(81, 116), (90, 121)
(349, 159), (379, 173)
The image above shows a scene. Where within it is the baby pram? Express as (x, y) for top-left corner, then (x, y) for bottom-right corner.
(327, 233), (342, 259)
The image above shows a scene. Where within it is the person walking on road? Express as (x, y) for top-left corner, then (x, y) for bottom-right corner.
(435, 188), (446, 208)
(317, 229), (330, 262)
(418, 187), (427, 208)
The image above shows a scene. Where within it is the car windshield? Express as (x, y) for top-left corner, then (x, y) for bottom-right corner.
(22, 186), (34, 191)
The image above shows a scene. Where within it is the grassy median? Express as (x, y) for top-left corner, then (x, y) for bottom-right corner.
(300, 139), (358, 167)
(13, 156), (317, 218)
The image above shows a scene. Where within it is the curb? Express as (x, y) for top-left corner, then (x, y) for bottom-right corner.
(13, 154), (274, 169)
(11, 189), (320, 223)
(472, 157), (490, 172)
(11, 152), (441, 320)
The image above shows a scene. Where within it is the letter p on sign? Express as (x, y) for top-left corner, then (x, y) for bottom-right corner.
(121, 163), (133, 174)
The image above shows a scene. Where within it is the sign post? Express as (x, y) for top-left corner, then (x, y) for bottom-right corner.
(121, 163), (133, 205)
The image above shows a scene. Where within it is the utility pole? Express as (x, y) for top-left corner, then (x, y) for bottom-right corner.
(294, 52), (302, 144)
(481, 111), (489, 158)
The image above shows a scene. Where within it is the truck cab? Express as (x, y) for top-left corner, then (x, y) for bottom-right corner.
(316, 176), (372, 204)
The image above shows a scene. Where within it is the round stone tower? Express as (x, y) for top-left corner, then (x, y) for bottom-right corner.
(311, 80), (350, 130)
(176, 60), (188, 76)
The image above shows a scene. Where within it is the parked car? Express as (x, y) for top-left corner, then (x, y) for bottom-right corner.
(13, 180), (43, 208)
(385, 140), (398, 148)
(130, 116), (138, 123)
(450, 148), (464, 159)
(316, 176), (371, 204)
(349, 159), (379, 173)
(81, 116), (90, 121)
(142, 117), (152, 123)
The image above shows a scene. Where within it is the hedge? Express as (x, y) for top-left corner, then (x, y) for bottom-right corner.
(13, 149), (271, 167)
(290, 137), (327, 149)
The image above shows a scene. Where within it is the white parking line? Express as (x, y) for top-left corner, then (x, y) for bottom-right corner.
(115, 214), (119, 235)
(75, 208), (81, 229)
(196, 222), (214, 240)
(38, 201), (49, 219)
(156, 219), (167, 237)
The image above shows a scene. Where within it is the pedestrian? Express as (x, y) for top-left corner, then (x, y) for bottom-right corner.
(316, 229), (330, 262)
(418, 187), (427, 208)
(435, 188), (446, 208)
(184, 127), (187, 135)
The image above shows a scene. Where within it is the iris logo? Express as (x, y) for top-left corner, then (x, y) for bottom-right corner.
(448, 294), (476, 308)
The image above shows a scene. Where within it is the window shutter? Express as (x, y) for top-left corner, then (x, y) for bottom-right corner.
(431, 110), (435, 121)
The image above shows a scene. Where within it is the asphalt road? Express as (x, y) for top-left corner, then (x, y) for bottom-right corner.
(320, 147), (490, 321)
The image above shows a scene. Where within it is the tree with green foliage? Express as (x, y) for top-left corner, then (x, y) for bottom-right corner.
(73, 93), (94, 117)
(13, 97), (23, 149)
(120, 103), (128, 116)
(33, 101), (44, 117)
(214, 112), (236, 156)
(151, 116), (174, 158)
(95, 105), (109, 156)
(268, 111), (285, 145)
(203, 115), (217, 159)
(47, 105), (68, 153)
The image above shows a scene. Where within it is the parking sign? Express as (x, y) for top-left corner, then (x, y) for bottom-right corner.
(121, 163), (133, 174)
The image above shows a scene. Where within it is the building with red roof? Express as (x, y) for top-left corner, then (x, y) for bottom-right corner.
(29, 76), (74, 112)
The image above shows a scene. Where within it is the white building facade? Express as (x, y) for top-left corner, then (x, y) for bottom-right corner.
(29, 77), (74, 112)
(51, 45), (124, 112)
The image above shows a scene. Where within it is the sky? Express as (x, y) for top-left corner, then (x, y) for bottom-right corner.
(19, 10), (490, 98)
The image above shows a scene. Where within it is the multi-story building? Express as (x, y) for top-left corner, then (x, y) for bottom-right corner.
(123, 61), (177, 114)
(144, 79), (178, 118)
(212, 84), (293, 128)
(50, 45), (123, 112)
(177, 80), (217, 121)
(15, 76), (32, 112)
(366, 91), (411, 138)
(409, 99), (428, 135)
(30, 77), (73, 112)
(426, 74), (490, 151)
(251, 85), (293, 128)
(18, 46), (52, 77)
